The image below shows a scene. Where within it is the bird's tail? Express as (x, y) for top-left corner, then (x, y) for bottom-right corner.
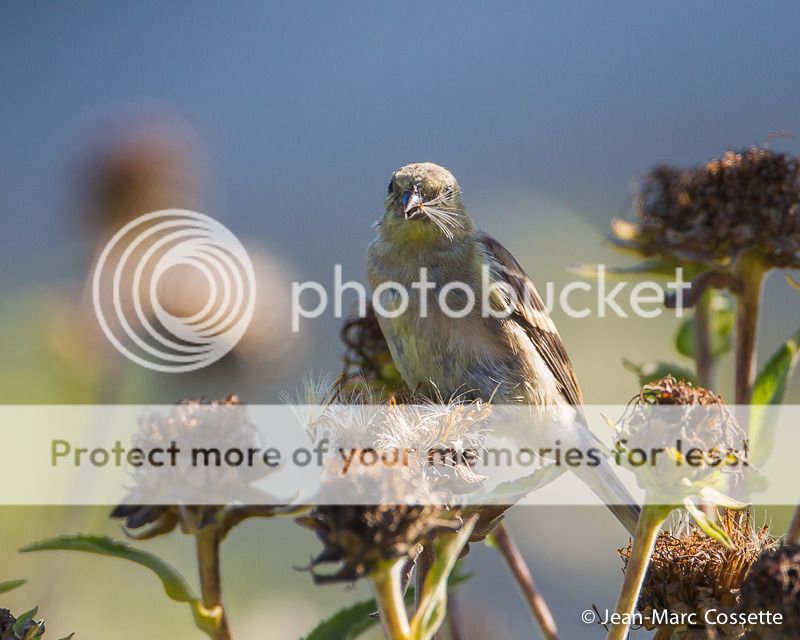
(574, 460), (641, 536)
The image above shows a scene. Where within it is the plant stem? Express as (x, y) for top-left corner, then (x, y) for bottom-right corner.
(693, 290), (714, 389)
(491, 523), (559, 640)
(372, 559), (412, 640)
(415, 545), (433, 610)
(734, 259), (766, 406)
(415, 545), (441, 640)
(788, 505), (800, 545)
(607, 504), (670, 640)
(196, 525), (232, 640)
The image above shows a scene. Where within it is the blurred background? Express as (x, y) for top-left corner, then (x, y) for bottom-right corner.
(1, 2), (799, 638)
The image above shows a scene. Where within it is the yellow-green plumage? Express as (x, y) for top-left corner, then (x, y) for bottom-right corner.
(367, 162), (641, 534)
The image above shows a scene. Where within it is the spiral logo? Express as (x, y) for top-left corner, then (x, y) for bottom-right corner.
(92, 209), (256, 372)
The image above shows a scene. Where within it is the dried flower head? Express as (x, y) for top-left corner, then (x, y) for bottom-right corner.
(635, 375), (727, 407)
(302, 379), (491, 490)
(295, 375), (505, 557)
(613, 147), (800, 272)
(736, 544), (800, 638)
(297, 460), (461, 583)
(338, 304), (407, 398)
(616, 376), (746, 509)
(112, 395), (284, 540)
(620, 511), (776, 636)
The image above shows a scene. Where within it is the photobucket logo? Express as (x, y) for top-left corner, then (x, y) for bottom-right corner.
(92, 209), (256, 372)
(291, 265), (691, 330)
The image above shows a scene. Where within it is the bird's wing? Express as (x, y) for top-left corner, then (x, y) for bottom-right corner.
(478, 231), (584, 407)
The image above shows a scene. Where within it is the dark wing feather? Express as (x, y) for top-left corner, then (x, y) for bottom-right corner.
(479, 232), (584, 407)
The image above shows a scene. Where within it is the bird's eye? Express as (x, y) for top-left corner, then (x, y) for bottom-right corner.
(443, 185), (453, 195)
(387, 179), (394, 195)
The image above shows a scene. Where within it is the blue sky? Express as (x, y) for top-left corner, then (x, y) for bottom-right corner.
(3, 2), (799, 277)
(1, 1), (799, 399)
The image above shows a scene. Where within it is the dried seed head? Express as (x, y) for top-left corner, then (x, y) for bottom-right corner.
(620, 511), (776, 636)
(616, 376), (746, 502)
(636, 375), (727, 407)
(630, 375), (740, 458)
(112, 395), (281, 539)
(297, 460), (461, 583)
(298, 503), (460, 583)
(736, 544), (800, 638)
(294, 392), (489, 575)
(308, 385), (491, 490)
(133, 395), (253, 456)
(612, 147), (800, 272)
(338, 304), (408, 399)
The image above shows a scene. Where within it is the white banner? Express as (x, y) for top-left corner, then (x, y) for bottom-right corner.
(0, 404), (796, 507)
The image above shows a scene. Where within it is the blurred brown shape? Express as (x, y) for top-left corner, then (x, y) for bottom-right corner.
(80, 118), (303, 373)
(81, 119), (201, 238)
(737, 543), (800, 639)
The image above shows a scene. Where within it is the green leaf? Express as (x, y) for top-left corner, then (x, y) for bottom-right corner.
(675, 292), (734, 359)
(411, 516), (477, 640)
(698, 487), (748, 511)
(750, 327), (800, 466)
(570, 260), (677, 279)
(12, 607), (38, 636)
(22, 620), (45, 640)
(303, 598), (381, 640)
(683, 500), (733, 550)
(20, 535), (222, 636)
(302, 572), (472, 640)
(623, 359), (700, 386)
(0, 579), (26, 594)
(752, 328), (800, 406)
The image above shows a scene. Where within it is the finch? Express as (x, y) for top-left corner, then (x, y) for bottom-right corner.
(367, 162), (640, 534)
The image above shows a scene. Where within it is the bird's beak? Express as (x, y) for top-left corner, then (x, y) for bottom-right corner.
(402, 185), (424, 219)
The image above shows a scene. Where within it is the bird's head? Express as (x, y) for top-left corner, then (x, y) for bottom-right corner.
(380, 162), (473, 243)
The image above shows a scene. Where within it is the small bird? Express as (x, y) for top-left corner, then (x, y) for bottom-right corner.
(367, 162), (640, 534)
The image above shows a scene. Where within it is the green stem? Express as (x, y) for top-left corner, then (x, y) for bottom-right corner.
(490, 523), (559, 640)
(414, 545), (439, 638)
(693, 291), (714, 389)
(607, 505), (670, 640)
(415, 545), (433, 611)
(196, 525), (232, 640)
(734, 260), (766, 406)
(788, 505), (800, 546)
(372, 559), (412, 640)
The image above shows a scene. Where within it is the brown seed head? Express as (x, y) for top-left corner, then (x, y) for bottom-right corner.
(620, 511), (776, 636)
(613, 147), (800, 271)
(737, 544), (800, 638)
(112, 395), (284, 539)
